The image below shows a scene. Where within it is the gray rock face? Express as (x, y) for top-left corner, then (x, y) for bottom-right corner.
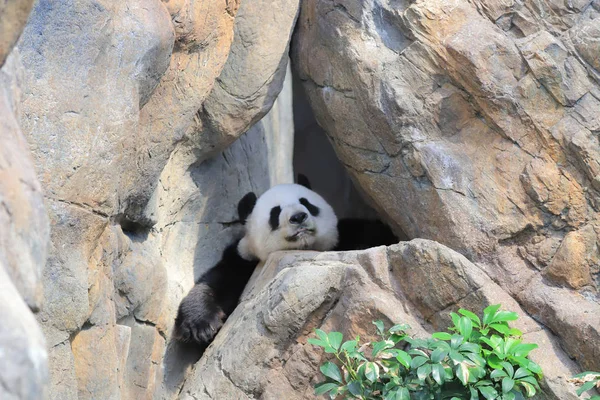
(5, 0), (297, 397)
(0, 4), (49, 398)
(0, 0), (34, 67)
(180, 241), (582, 399)
(292, 0), (600, 372)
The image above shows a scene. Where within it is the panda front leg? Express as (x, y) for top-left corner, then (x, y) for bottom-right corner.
(173, 282), (227, 345)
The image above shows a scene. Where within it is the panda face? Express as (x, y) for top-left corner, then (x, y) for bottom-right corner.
(239, 184), (339, 261)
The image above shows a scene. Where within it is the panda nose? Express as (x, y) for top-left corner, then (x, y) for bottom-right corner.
(289, 212), (308, 224)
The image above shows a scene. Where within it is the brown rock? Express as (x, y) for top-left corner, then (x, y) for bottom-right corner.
(292, 0), (600, 378)
(0, 0), (34, 67)
(181, 241), (582, 399)
(545, 227), (596, 289)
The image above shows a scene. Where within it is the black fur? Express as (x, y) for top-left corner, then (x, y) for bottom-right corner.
(269, 206), (281, 230)
(238, 192), (257, 223)
(173, 182), (399, 348)
(173, 240), (258, 345)
(297, 173), (312, 189)
(299, 197), (320, 216)
(335, 218), (398, 251)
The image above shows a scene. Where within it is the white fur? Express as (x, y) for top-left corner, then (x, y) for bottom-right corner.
(238, 184), (338, 261)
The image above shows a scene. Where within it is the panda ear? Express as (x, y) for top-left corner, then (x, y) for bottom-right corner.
(238, 192), (257, 223)
(297, 174), (312, 190)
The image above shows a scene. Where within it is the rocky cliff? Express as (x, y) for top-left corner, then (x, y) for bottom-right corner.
(0, 0), (598, 399)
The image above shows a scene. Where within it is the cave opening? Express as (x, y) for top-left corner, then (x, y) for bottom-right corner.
(291, 72), (408, 242)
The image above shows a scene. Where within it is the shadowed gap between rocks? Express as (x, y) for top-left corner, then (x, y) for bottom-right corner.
(292, 69), (409, 240)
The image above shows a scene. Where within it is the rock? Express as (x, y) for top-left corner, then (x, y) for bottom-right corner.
(0, 262), (48, 400)
(517, 31), (591, 106)
(292, 0), (600, 372)
(181, 241), (582, 399)
(0, 0), (34, 67)
(545, 226), (596, 289)
(0, 52), (49, 309)
(194, 0), (301, 158)
(18, 0), (177, 219)
(0, 3), (49, 396)
(9, 0), (294, 397)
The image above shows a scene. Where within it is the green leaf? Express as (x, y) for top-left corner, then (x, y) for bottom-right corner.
(372, 340), (394, 357)
(469, 386), (479, 400)
(451, 335), (464, 349)
(457, 363), (470, 386)
(502, 377), (515, 393)
(431, 347), (448, 363)
(478, 385), (498, 400)
(459, 342), (480, 354)
(395, 350), (411, 369)
(500, 362), (514, 378)
(316, 329), (328, 342)
(458, 308), (481, 327)
(518, 376), (539, 387)
(503, 338), (521, 355)
(348, 351), (368, 362)
(389, 323), (411, 333)
(451, 312), (461, 329)
(483, 304), (502, 325)
(489, 323), (510, 336)
(459, 317), (473, 340)
(520, 381), (536, 397)
(411, 355), (429, 369)
(432, 332), (452, 341)
(449, 349), (465, 363)
(340, 340), (357, 353)
(364, 362), (380, 383)
(486, 354), (503, 370)
(314, 382), (339, 396)
(572, 371), (600, 379)
(308, 338), (327, 348)
(347, 381), (362, 397)
(417, 363), (432, 380)
(385, 387), (410, 400)
(508, 328), (523, 337)
(398, 387), (410, 400)
(320, 362), (343, 383)
(576, 380), (598, 396)
(513, 367), (532, 379)
(490, 369), (507, 379)
(328, 332), (343, 351)
(512, 343), (538, 357)
(492, 311), (518, 324)
(373, 320), (385, 335)
(432, 363), (445, 385)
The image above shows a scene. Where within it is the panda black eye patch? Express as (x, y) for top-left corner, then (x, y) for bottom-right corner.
(269, 206), (281, 230)
(299, 198), (320, 216)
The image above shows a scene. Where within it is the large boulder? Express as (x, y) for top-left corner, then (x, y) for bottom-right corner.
(292, 0), (600, 371)
(0, 2), (50, 396)
(9, 0), (297, 397)
(180, 241), (582, 399)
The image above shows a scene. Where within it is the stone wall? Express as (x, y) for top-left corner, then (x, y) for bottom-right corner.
(1, 0), (599, 398)
(293, 0), (600, 372)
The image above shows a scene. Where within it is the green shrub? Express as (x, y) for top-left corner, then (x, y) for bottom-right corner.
(571, 371), (600, 400)
(309, 304), (543, 399)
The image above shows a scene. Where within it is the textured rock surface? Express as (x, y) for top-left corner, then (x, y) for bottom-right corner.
(0, 3), (49, 396)
(293, 0), (600, 371)
(180, 240), (582, 399)
(0, 0), (34, 67)
(7, 0), (297, 398)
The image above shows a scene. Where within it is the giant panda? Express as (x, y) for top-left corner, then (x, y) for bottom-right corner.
(173, 178), (397, 346)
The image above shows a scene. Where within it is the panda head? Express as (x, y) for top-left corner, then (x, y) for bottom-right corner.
(237, 183), (338, 261)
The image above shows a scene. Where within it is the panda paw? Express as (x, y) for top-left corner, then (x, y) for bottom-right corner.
(173, 283), (226, 345)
